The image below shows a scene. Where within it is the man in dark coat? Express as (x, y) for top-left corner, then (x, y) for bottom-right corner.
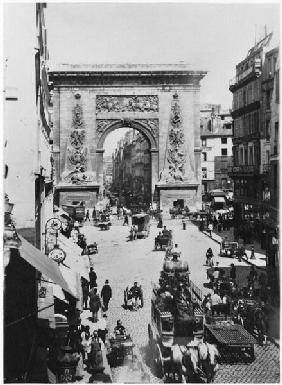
(101, 280), (112, 311)
(89, 287), (101, 323)
(81, 277), (89, 310)
(230, 263), (236, 282)
(89, 267), (97, 289)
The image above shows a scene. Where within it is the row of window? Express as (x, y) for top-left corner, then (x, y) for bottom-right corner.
(202, 137), (228, 147)
(202, 148), (228, 161)
(234, 111), (260, 138)
(233, 79), (260, 110)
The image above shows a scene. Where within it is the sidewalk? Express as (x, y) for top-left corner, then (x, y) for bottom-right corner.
(201, 227), (279, 347)
(202, 228), (267, 269)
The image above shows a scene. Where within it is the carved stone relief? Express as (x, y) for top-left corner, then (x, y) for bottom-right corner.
(96, 118), (159, 144)
(96, 120), (120, 135)
(96, 95), (158, 113)
(136, 119), (159, 140)
(63, 102), (94, 184)
(160, 93), (186, 183)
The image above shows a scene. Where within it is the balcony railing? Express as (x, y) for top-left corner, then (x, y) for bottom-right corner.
(229, 60), (262, 89)
(228, 165), (259, 174)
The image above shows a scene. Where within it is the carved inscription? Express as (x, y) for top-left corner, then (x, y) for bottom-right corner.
(96, 95), (158, 113)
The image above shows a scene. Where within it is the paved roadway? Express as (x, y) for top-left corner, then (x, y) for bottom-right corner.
(81, 217), (280, 383)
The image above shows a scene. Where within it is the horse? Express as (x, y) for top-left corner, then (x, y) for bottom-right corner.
(181, 346), (204, 383)
(198, 342), (219, 383)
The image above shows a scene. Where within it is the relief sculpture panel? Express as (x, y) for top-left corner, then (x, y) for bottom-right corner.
(160, 93), (187, 183)
(96, 95), (158, 113)
(62, 101), (95, 184)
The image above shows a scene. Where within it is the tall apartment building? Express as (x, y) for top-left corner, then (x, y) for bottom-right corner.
(103, 155), (113, 189)
(111, 130), (151, 207)
(4, 4), (56, 381)
(200, 104), (233, 192)
(4, 3), (53, 249)
(229, 32), (279, 293)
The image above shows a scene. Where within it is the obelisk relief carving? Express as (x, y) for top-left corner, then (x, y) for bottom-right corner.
(160, 93), (187, 183)
(62, 96), (95, 184)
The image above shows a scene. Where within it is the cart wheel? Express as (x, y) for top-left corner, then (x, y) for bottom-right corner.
(124, 289), (128, 308)
(155, 344), (165, 378)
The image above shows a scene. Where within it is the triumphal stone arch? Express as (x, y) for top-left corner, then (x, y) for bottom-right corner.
(49, 64), (207, 214)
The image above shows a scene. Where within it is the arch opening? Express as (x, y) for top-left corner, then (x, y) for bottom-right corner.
(96, 120), (158, 210)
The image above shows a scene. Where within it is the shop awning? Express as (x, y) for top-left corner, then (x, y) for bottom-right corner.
(18, 235), (77, 299)
(213, 197), (226, 203)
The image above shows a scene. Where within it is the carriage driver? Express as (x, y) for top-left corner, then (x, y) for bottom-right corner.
(162, 226), (170, 237)
(114, 320), (126, 336)
(129, 282), (143, 307)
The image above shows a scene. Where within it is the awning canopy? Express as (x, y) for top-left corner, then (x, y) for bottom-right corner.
(213, 197), (226, 203)
(18, 235), (77, 299)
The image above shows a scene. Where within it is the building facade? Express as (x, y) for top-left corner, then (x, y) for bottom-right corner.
(200, 104), (233, 192)
(3, 4), (56, 381)
(4, 3), (53, 250)
(229, 33), (279, 295)
(229, 33), (275, 223)
(103, 155), (113, 191)
(111, 130), (151, 207)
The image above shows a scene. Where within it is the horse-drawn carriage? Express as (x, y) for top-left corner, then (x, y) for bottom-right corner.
(220, 241), (247, 259)
(124, 284), (144, 310)
(148, 281), (213, 382)
(107, 333), (135, 367)
(131, 214), (150, 238)
(169, 207), (183, 219)
(147, 251), (217, 383)
(154, 230), (173, 251)
(98, 214), (111, 230)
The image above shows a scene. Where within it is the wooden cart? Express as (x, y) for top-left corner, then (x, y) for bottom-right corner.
(204, 319), (256, 363)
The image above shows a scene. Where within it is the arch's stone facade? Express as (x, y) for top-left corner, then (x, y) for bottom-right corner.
(50, 64), (207, 213)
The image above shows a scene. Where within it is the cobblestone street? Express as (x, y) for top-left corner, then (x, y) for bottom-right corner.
(81, 217), (280, 383)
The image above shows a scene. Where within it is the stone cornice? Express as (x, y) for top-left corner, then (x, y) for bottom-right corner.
(49, 64), (207, 87)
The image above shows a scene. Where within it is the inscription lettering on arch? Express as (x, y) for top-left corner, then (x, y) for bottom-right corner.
(96, 95), (159, 113)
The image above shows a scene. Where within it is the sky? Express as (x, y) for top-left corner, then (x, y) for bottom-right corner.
(44, 2), (280, 155)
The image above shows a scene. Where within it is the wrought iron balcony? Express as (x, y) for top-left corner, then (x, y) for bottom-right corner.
(229, 59), (262, 90)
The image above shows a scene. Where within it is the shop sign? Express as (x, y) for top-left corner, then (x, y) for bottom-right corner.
(48, 246), (66, 264)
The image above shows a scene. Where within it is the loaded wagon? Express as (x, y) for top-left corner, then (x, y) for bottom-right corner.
(204, 316), (256, 363)
(62, 203), (85, 223)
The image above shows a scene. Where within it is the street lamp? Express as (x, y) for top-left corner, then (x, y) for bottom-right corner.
(44, 217), (62, 255)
